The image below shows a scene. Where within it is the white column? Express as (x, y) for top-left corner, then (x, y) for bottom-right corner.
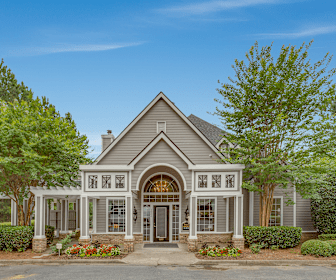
(226, 197), (229, 232)
(44, 198), (50, 226)
(125, 195), (133, 239)
(60, 199), (69, 233)
(233, 195), (244, 239)
(34, 195), (45, 238)
(189, 196), (197, 240)
(92, 199), (97, 233)
(80, 196), (90, 240)
(76, 198), (80, 230)
(249, 192), (254, 226)
(11, 200), (17, 226)
(293, 188), (297, 227)
(65, 199), (69, 232)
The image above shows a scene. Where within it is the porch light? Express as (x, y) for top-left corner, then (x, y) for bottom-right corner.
(133, 206), (137, 222)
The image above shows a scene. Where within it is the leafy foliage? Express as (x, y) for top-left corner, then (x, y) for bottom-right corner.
(0, 225), (34, 251)
(214, 41), (336, 226)
(243, 226), (302, 248)
(51, 234), (72, 253)
(0, 199), (10, 223)
(65, 244), (121, 257)
(0, 59), (32, 103)
(45, 225), (55, 245)
(301, 239), (333, 257)
(318, 234), (336, 241)
(311, 185), (336, 234)
(198, 246), (242, 257)
(250, 243), (262, 254)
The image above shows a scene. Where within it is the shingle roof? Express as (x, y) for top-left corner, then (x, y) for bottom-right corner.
(187, 114), (225, 146)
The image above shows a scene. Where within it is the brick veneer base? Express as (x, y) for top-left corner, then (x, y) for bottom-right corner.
(78, 238), (91, 245)
(32, 238), (47, 253)
(232, 237), (245, 249)
(187, 238), (198, 252)
(124, 238), (135, 253)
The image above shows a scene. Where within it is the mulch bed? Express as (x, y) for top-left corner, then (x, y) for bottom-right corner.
(196, 246), (336, 260)
(43, 253), (127, 260)
(0, 249), (44, 260)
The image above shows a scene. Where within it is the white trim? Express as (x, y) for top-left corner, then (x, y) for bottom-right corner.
(94, 92), (225, 164)
(136, 163), (188, 191)
(157, 121), (166, 134)
(85, 172), (128, 192)
(190, 164), (245, 171)
(128, 133), (194, 169)
(80, 165), (134, 171)
(293, 188), (296, 227)
(226, 197), (229, 232)
(272, 196), (283, 226)
(249, 191), (254, 226)
(195, 172), (239, 191)
(105, 197), (128, 234)
(196, 196), (218, 233)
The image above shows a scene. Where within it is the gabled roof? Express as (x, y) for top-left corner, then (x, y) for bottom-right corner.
(128, 132), (194, 168)
(94, 92), (224, 164)
(188, 114), (225, 147)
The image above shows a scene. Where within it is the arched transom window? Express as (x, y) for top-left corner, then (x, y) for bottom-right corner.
(144, 174), (179, 193)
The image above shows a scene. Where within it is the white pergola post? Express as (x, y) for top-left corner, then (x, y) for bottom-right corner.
(34, 195), (46, 238)
(125, 195), (133, 239)
(11, 200), (17, 226)
(44, 198), (50, 226)
(79, 196), (90, 241)
(92, 199), (97, 233)
(60, 199), (69, 234)
(232, 195), (244, 249)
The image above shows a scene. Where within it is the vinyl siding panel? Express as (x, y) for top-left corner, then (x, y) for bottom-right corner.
(217, 197), (226, 232)
(296, 194), (315, 231)
(98, 99), (221, 165)
(97, 198), (106, 233)
(133, 197), (141, 233)
(132, 140), (192, 190)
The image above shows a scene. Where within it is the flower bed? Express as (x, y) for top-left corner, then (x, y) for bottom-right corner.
(198, 246), (242, 259)
(65, 244), (121, 258)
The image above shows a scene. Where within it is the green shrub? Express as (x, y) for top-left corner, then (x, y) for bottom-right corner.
(318, 234), (336, 241)
(324, 240), (336, 255)
(45, 225), (55, 245)
(250, 244), (261, 254)
(51, 234), (72, 254)
(311, 185), (336, 234)
(243, 226), (302, 249)
(301, 240), (333, 257)
(0, 222), (11, 226)
(0, 226), (34, 251)
(271, 245), (279, 251)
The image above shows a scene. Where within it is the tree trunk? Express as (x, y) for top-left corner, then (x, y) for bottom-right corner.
(259, 186), (275, 227)
(24, 192), (35, 226)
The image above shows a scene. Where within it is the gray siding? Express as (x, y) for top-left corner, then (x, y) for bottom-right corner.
(253, 187), (294, 226)
(296, 193), (315, 231)
(132, 140), (192, 190)
(96, 198), (106, 233)
(217, 197), (226, 232)
(133, 197), (141, 233)
(98, 99), (221, 165)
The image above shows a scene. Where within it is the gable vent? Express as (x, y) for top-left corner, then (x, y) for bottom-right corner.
(157, 121), (166, 133)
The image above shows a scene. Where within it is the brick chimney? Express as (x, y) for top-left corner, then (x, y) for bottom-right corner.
(101, 130), (115, 152)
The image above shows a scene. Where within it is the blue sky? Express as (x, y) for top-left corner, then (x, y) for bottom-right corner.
(1, 0), (336, 158)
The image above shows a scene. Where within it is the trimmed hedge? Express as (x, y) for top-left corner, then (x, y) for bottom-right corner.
(0, 226), (34, 252)
(311, 185), (336, 234)
(318, 234), (336, 241)
(243, 226), (302, 248)
(324, 240), (336, 254)
(301, 240), (333, 257)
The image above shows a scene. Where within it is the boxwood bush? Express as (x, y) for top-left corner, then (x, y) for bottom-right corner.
(318, 234), (336, 241)
(243, 226), (302, 248)
(301, 240), (333, 257)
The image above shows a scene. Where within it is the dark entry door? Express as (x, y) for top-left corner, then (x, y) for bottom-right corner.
(153, 206), (169, 242)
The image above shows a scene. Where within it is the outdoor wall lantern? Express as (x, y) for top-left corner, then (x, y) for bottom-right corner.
(185, 206), (189, 221)
(133, 206), (137, 222)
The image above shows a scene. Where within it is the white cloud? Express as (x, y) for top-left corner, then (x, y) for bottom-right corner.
(156, 0), (289, 16)
(7, 42), (144, 56)
(258, 26), (336, 38)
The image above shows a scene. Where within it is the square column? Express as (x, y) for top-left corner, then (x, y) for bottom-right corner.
(60, 199), (69, 234)
(32, 195), (47, 253)
(187, 196), (198, 252)
(44, 198), (50, 226)
(92, 199), (97, 233)
(124, 195), (134, 252)
(79, 196), (90, 244)
(11, 200), (17, 226)
(232, 195), (245, 249)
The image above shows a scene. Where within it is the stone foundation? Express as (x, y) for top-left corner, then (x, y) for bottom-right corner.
(187, 238), (198, 252)
(133, 234), (143, 243)
(197, 233), (233, 246)
(32, 238), (47, 253)
(301, 232), (318, 243)
(78, 238), (91, 245)
(232, 237), (245, 249)
(180, 233), (189, 244)
(91, 234), (125, 245)
(124, 238), (135, 253)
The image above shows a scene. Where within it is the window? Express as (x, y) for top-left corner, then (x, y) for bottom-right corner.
(225, 175), (235, 188)
(108, 199), (125, 232)
(198, 175), (207, 188)
(197, 198), (215, 232)
(102, 175), (111, 189)
(88, 175), (97, 189)
(212, 175), (221, 188)
(157, 121), (166, 133)
(269, 197), (282, 226)
(115, 175), (125, 188)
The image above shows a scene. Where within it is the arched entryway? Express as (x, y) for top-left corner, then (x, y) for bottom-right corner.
(142, 173), (181, 242)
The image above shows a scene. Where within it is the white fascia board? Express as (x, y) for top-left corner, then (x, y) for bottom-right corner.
(128, 133), (194, 169)
(94, 92), (224, 165)
(30, 187), (83, 196)
(192, 191), (242, 196)
(80, 165), (134, 171)
(190, 164), (245, 171)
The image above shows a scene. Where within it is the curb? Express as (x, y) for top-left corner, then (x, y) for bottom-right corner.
(192, 259), (336, 266)
(0, 259), (127, 265)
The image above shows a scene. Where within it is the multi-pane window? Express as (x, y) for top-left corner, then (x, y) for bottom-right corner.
(197, 198), (215, 232)
(143, 194), (179, 203)
(108, 199), (125, 232)
(225, 175), (235, 188)
(88, 175), (97, 189)
(172, 205), (179, 241)
(269, 197), (282, 226)
(212, 175), (221, 188)
(115, 175), (125, 188)
(198, 175), (207, 188)
(143, 205), (151, 241)
(102, 175), (111, 189)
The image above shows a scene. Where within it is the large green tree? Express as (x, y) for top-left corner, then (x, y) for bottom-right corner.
(0, 90), (91, 226)
(215, 41), (336, 226)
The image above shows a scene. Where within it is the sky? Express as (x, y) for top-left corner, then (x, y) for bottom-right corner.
(1, 0), (336, 158)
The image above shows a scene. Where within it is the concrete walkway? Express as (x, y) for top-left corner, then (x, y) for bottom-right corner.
(123, 243), (198, 266)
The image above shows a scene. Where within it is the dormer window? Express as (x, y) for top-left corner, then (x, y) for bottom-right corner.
(157, 121), (166, 133)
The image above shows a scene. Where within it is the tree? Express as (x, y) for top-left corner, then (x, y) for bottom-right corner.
(0, 95), (92, 226)
(214, 41), (336, 226)
(0, 59), (32, 103)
